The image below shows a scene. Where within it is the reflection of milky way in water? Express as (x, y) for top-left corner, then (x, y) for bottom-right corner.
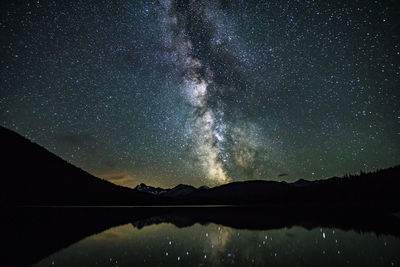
(35, 223), (400, 266)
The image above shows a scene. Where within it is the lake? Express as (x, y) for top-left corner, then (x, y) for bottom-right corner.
(34, 222), (400, 267)
(3, 207), (400, 266)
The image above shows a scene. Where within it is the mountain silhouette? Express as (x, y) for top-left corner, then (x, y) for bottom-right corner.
(1, 125), (399, 210)
(0, 126), (159, 206)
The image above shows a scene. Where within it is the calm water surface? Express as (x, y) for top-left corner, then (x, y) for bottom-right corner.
(34, 222), (399, 267)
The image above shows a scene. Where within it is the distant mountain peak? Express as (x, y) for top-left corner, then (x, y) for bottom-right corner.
(133, 183), (201, 198)
(134, 184), (167, 195)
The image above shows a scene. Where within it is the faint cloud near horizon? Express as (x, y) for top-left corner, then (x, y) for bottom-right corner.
(96, 169), (139, 188)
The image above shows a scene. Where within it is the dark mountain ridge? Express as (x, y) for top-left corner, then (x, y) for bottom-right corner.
(180, 167), (400, 209)
(134, 167), (400, 210)
(1, 125), (399, 210)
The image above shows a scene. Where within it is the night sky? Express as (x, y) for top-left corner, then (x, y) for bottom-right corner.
(1, 0), (399, 188)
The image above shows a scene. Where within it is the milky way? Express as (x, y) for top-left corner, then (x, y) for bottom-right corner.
(156, 0), (288, 185)
(1, 0), (399, 187)
(163, 1), (232, 184)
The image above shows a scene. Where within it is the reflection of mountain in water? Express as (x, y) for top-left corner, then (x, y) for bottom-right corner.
(3, 207), (400, 266)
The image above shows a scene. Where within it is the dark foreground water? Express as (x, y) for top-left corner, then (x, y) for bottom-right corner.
(3, 207), (400, 266)
(35, 222), (400, 267)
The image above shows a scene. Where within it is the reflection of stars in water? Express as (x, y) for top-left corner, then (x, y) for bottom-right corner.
(33, 222), (400, 266)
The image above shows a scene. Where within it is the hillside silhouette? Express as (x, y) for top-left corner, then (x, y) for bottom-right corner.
(0, 126), (159, 206)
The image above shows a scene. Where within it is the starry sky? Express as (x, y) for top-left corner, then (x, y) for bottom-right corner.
(1, 0), (399, 188)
